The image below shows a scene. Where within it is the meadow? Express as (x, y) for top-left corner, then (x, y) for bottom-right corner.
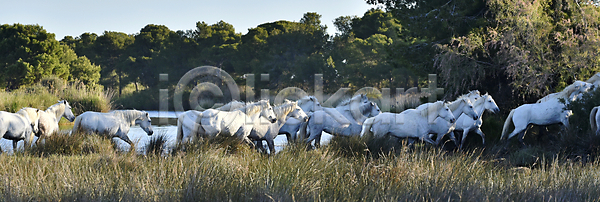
(0, 131), (598, 201)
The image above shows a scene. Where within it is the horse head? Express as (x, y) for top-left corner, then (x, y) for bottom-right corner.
(481, 94), (500, 114)
(453, 98), (478, 120)
(59, 100), (76, 122)
(368, 102), (381, 117)
(260, 104), (277, 123)
(298, 96), (323, 113)
(288, 102), (309, 122)
(136, 111), (154, 135)
(421, 101), (455, 124)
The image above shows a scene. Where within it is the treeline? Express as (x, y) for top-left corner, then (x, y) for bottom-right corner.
(2, 0), (600, 110)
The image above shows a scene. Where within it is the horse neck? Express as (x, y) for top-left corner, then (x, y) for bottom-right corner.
(447, 101), (464, 118)
(46, 104), (65, 119)
(113, 110), (140, 126)
(273, 104), (296, 127)
(473, 98), (487, 116)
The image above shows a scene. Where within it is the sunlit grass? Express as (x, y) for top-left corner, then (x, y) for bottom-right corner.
(1, 134), (599, 201)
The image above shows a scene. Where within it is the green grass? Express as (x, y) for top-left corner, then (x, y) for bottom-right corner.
(0, 77), (113, 113)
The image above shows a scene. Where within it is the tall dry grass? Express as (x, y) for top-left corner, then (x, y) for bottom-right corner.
(0, 76), (113, 114)
(1, 133), (599, 201)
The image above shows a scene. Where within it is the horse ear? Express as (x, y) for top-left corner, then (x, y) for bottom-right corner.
(310, 97), (315, 101)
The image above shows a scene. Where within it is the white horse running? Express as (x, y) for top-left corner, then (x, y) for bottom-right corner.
(195, 104), (277, 145)
(501, 97), (571, 146)
(536, 81), (593, 104)
(590, 106), (600, 136)
(249, 100), (309, 154)
(360, 101), (456, 145)
(278, 96), (322, 141)
(304, 101), (381, 147)
(428, 97), (479, 145)
(1, 109), (40, 152)
(453, 93), (500, 148)
(28, 100), (76, 143)
(176, 100), (273, 144)
(72, 110), (154, 146)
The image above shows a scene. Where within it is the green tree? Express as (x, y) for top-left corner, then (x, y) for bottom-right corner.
(435, 0), (600, 106)
(0, 24), (100, 89)
(236, 12), (330, 91)
(128, 24), (176, 89)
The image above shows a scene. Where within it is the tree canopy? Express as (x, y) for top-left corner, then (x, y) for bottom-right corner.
(2, 1), (600, 110)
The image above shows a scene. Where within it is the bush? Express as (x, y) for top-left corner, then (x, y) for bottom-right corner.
(564, 88), (600, 160)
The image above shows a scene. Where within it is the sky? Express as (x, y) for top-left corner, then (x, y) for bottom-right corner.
(2, 0), (378, 40)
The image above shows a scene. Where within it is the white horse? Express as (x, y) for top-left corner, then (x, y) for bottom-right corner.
(452, 93), (500, 148)
(360, 101), (456, 145)
(278, 96), (322, 141)
(304, 101), (381, 147)
(27, 100), (76, 143)
(216, 100), (248, 111)
(176, 100), (273, 144)
(428, 97), (479, 146)
(195, 103), (277, 145)
(72, 110), (154, 146)
(501, 96), (572, 146)
(249, 100), (309, 154)
(1, 109), (40, 152)
(536, 81), (593, 104)
(590, 106), (600, 136)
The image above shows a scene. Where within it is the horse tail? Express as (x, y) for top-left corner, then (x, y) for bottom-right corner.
(71, 116), (82, 133)
(360, 117), (375, 137)
(501, 109), (516, 140)
(176, 113), (185, 144)
(591, 107), (599, 134)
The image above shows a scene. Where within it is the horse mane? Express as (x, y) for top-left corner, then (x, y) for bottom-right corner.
(17, 107), (39, 122)
(457, 90), (480, 100)
(274, 101), (298, 120)
(446, 97), (471, 112)
(586, 73), (600, 84)
(555, 82), (583, 99)
(337, 94), (365, 107)
(239, 100), (269, 116)
(218, 100), (245, 111)
(297, 96), (318, 106)
(110, 110), (147, 125)
(416, 101), (446, 121)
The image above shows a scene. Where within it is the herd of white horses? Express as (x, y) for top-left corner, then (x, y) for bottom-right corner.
(4, 73), (600, 154)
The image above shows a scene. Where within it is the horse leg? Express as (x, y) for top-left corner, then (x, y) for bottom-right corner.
(305, 124), (322, 147)
(460, 129), (470, 150)
(120, 134), (134, 146)
(12, 140), (18, 152)
(420, 134), (436, 145)
(474, 128), (486, 147)
(517, 130), (527, 147)
(266, 138), (275, 155)
(255, 140), (268, 154)
(315, 131), (323, 148)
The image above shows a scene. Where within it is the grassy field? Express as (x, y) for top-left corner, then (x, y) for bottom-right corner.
(0, 132), (599, 202)
(0, 77), (113, 114)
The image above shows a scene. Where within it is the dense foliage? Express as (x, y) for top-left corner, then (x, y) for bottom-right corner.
(1, 0), (600, 111)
